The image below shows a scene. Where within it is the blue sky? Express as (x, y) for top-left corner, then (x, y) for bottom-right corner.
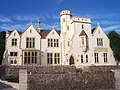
(0, 0), (120, 34)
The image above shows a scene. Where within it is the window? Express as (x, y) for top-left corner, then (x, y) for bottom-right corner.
(82, 37), (84, 45)
(47, 53), (53, 64)
(54, 53), (60, 64)
(24, 51), (37, 64)
(47, 53), (60, 65)
(94, 53), (99, 63)
(81, 55), (83, 63)
(12, 38), (17, 46)
(10, 52), (17, 56)
(26, 38), (35, 48)
(48, 39), (59, 47)
(10, 59), (17, 65)
(97, 38), (103, 46)
(103, 53), (107, 63)
(63, 18), (65, 23)
(82, 24), (84, 29)
(67, 26), (69, 30)
(68, 42), (70, 46)
(86, 55), (88, 63)
(54, 39), (59, 47)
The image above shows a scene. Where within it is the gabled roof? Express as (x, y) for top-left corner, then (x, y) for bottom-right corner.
(79, 30), (87, 36)
(91, 28), (96, 34)
(91, 23), (100, 34)
(40, 30), (61, 39)
(40, 30), (51, 39)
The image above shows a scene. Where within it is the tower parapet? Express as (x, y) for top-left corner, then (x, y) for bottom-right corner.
(60, 10), (72, 17)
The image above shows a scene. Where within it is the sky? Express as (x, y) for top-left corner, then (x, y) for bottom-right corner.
(0, 0), (120, 34)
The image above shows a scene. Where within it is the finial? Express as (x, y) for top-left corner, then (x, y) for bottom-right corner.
(52, 26), (54, 29)
(30, 22), (32, 25)
(38, 18), (40, 23)
(97, 23), (100, 26)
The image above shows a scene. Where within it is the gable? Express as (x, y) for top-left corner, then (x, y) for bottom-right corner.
(93, 25), (109, 39)
(21, 24), (41, 38)
(46, 29), (60, 39)
(7, 29), (20, 39)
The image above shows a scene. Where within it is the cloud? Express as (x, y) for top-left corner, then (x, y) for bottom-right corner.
(93, 20), (120, 25)
(0, 15), (12, 23)
(0, 23), (30, 31)
(55, 0), (63, 4)
(11, 15), (39, 22)
(41, 22), (60, 30)
(103, 25), (120, 33)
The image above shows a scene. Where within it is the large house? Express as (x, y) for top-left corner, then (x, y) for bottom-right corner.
(2, 10), (116, 67)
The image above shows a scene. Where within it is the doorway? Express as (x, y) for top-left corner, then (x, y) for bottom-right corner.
(69, 55), (74, 65)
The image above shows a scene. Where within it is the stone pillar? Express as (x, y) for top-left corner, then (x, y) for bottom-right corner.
(115, 69), (120, 89)
(19, 69), (27, 90)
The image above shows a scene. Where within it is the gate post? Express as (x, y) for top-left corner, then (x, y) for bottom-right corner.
(19, 69), (27, 90)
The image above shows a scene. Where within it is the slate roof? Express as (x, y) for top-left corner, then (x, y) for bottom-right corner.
(79, 30), (87, 36)
(91, 28), (96, 34)
(40, 30), (61, 39)
(40, 30), (51, 39)
(8, 29), (61, 39)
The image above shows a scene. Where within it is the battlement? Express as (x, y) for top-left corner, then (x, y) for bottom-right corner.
(71, 17), (92, 24)
(60, 10), (72, 16)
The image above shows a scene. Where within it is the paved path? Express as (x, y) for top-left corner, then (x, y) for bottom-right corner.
(0, 80), (18, 90)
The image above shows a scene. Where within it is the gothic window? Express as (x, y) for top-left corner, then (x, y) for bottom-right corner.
(94, 53), (99, 63)
(86, 55), (88, 63)
(12, 38), (17, 46)
(81, 55), (83, 63)
(26, 38), (35, 48)
(97, 38), (103, 46)
(24, 51), (37, 64)
(103, 53), (108, 63)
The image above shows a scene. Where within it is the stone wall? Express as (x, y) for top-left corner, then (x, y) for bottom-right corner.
(0, 65), (119, 90)
(0, 65), (76, 78)
(27, 67), (115, 90)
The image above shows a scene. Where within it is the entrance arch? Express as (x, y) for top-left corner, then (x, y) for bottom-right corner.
(69, 55), (74, 65)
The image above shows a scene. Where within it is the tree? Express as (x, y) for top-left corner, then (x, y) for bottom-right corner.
(107, 31), (120, 65)
(0, 31), (6, 65)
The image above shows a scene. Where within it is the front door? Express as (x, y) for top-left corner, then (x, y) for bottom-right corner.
(69, 55), (74, 65)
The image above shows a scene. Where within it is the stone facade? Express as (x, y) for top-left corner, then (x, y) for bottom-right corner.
(2, 10), (116, 67)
